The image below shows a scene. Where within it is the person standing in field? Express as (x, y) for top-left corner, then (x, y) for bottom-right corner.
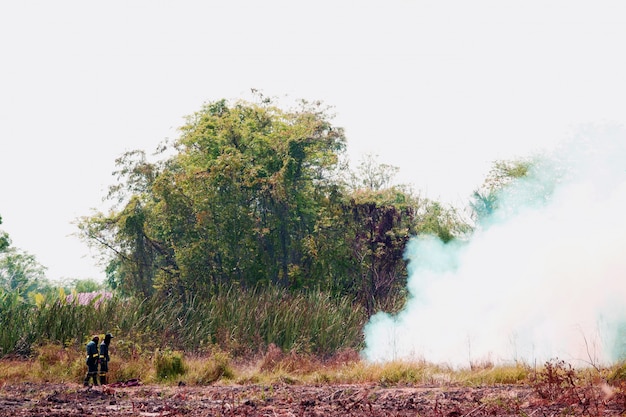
(84, 335), (100, 386)
(99, 333), (114, 385)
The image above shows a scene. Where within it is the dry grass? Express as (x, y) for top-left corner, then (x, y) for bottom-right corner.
(1, 343), (624, 392)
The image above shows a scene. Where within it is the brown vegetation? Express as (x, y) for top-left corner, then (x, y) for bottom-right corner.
(2, 347), (626, 416)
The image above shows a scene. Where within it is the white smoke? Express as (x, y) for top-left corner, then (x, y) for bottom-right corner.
(363, 125), (626, 367)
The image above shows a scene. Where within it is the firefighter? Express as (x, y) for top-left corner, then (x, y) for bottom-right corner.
(83, 335), (100, 386)
(99, 333), (114, 385)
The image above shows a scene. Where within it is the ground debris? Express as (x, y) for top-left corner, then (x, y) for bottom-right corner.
(0, 381), (624, 416)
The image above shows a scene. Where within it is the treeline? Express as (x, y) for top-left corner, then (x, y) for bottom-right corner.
(79, 97), (469, 314)
(1, 97), (530, 359)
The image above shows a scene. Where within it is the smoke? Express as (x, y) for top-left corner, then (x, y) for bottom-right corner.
(363, 125), (626, 367)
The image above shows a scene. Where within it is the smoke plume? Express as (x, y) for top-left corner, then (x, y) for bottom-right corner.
(363, 125), (626, 367)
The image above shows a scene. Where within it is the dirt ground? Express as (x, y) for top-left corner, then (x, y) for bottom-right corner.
(1, 380), (625, 417)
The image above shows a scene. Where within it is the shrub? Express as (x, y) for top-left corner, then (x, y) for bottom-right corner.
(34, 343), (84, 382)
(608, 361), (626, 383)
(154, 349), (185, 381)
(530, 358), (578, 400)
(111, 355), (150, 383)
(195, 348), (234, 384)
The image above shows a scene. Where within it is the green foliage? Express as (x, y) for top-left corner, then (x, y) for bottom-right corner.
(0, 215), (9, 253)
(80, 98), (349, 299)
(482, 159), (532, 193)
(79, 97), (468, 314)
(346, 153), (400, 192)
(154, 348), (186, 381)
(0, 284), (365, 360)
(111, 285), (365, 356)
(470, 158), (533, 225)
(0, 216), (51, 302)
(68, 278), (103, 293)
(0, 248), (47, 296)
(0, 289), (34, 356)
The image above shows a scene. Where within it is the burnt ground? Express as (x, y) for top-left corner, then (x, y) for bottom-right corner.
(1, 381), (625, 416)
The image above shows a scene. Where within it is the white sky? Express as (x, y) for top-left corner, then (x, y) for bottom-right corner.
(1, 0), (625, 282)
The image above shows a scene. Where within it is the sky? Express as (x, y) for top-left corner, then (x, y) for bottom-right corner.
(1, 0), (626, 282)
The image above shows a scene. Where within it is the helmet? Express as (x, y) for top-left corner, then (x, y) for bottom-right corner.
(105, 333), (114, 339)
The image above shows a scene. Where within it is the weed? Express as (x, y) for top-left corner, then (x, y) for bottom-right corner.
(530, 358), (578, 400)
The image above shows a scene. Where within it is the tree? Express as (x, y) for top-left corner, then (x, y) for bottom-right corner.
(343, 188), (415, 314)
(470, 159), (531, 225)
(79, 97), (469, 311)
(68, 278), (105, 293)
(0, 215), (10, 253)
(80, 98), (347, 298)
(323, 155), (470, 314)
(346, 153), (400, 192)
(80, 195), (162, 298)
(0, 247), (47, 297)
(0, 215), (49, 300)
(160, 98), (346, 293)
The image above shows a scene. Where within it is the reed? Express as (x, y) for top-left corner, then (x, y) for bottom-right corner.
(0, 284), (366, 359)
(0, 291), (36, 355)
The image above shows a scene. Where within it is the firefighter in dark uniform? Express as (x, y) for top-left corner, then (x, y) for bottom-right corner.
(84, 335), (100, 386)
(99, 333), (114, 385)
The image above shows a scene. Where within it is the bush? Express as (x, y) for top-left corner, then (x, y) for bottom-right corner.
(195, 348), (234, 384)
(154, 349), (185, 381)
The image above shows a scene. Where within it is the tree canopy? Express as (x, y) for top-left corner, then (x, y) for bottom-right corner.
(470, 158), (532, 224)
(0, 215), (51, 301)
(79, 97), (468, 311)
(0, 216), (10, 253)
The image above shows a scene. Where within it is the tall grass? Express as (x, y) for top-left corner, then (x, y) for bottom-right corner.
(0, 291), (35, 355)
(0, 285), (366, 359)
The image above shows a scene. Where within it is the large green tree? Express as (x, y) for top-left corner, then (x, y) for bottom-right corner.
(80, 98), (346, 298)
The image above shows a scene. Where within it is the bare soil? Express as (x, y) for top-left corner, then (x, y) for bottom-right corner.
(1, 381), (625, 416)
